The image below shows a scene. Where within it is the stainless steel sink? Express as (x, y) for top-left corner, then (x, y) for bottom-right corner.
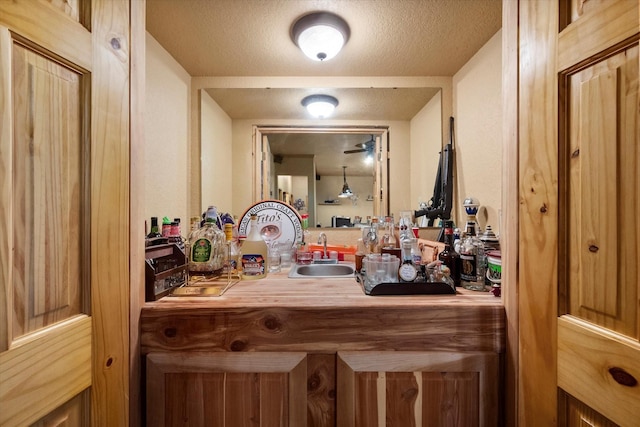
(288, 262), (356, 278)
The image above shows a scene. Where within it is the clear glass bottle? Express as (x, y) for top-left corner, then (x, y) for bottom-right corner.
(459, 220), (485, 291)
(187, 217), (226, 279)
(240, 214), (268, 280)
(382, 216), (397, 249)
(223, 223), (241, 278)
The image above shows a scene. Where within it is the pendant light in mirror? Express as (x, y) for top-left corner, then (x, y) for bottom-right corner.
(338, 166), (353, 198)
(301, 94), (338, 118)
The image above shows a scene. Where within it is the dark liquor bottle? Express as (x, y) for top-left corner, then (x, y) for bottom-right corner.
(146, 217), (162, 239)
(439, 220), (461, 287)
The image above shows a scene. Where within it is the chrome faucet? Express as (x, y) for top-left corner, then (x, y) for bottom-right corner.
(318, 232), (328, 259)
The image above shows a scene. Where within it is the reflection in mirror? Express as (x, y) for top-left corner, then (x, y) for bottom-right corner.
(253, 127), (388, 228)
(205, 86), (448, 228)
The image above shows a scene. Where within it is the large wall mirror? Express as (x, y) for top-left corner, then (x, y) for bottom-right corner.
(253, 127), (389, 228)
(203, 84), (448, 228)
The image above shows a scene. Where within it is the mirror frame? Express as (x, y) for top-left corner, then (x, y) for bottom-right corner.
(253, 125), (389, 221)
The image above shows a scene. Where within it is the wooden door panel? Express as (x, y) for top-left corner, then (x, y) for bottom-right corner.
(11, 41), (85, 339)
(147, 352), (307, 427)
(566, 45), (639, 337)
(558, 317), (639, 427)
(560, 392), (619, 427)
(0, 0), (91, 72)
(337, 351), (498, 427)
(0, 316), (91, 426)
(31, 391), (89, 427)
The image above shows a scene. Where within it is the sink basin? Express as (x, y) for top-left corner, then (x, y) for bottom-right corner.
(288, 263), (356, 279)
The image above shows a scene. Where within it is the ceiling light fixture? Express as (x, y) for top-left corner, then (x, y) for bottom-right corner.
(301, 94), (338, 118)
(338, 166), (353, 198)
(291, 12), (350, 61)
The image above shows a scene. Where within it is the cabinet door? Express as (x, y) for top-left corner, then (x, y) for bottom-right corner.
(147, 352), (307, 427)
(336, 351), (498, 427)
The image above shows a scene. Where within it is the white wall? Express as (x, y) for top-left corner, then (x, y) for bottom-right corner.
(200, 90), (233, 215)
(274, 155), (315, 223)
(145, 32), (190, 230)
(453, 29), (502, 233)
(410, 91), (443, 212)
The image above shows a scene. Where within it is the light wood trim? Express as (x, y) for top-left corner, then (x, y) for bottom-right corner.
(129, 0), (146, 425)
(558, 316), (640, 427)
(0, 316), (92, 427)
(0, 27), (12, 353)
(0, 0), (92, 72)
(558, 0), (638, 72)
(518, 1), (559, 425)
(90, 0), (130, 424)
(501, 1), (519, 426)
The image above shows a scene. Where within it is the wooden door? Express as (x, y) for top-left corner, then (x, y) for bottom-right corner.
(516, 0), (639, 425)
(336, 351), (499, 427)
(557, 0), (639, 424)
(0, 0), (132, 425)
(146, 352), (308, 426)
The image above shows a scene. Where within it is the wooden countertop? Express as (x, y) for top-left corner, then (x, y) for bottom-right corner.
(141, 267), (505, 354)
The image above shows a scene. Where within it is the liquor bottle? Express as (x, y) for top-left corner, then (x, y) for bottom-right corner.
(161, 217), (172, 237)
(381, 216), (397, 249)
(398, 239), (418, 282)
(438, 220), (461, 287)
(223, 223), (241, 278)
(459, 220), (485, 291)
(146, 216), (162, 239)
(410, 237), (422, 266)
(240, 214), (268, 280)
(187, 217), (226, 279)
(169, 218), (185, 252)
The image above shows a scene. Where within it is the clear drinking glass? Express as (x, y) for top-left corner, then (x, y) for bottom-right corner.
(268, 246), (281, 273)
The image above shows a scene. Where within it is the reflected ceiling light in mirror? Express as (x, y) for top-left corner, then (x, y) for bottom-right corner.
(338, 166), (354, 198)
(364, 153), (373, 165)
(291, 12), (350, 61)
(301, 94), (338, 118)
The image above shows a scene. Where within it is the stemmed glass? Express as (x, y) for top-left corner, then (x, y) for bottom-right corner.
(260, 220), (282, 272)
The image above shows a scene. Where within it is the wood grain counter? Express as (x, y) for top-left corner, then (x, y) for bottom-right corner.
(141, 270), (504, 354)
(141, 269), (505, 425)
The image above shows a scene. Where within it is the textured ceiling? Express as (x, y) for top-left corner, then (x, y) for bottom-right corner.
(146, 0), (502, 176)
(146, 0), (502, 77)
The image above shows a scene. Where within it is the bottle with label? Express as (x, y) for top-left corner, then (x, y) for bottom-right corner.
(161, 217), (172, 237)
(459, 220), (485, 291)
(223, 223), (241, 278)
(168, 218), (185, 252)
(240, 214), (268, 280)
(187, 217), (226, 279)
(146, 216), (162, 239)
(398, 239), (419, 282)
(438, 220), (461, 287)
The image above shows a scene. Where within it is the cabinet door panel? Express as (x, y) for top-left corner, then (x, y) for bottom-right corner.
(147, 352), (307, 427)
(337, 351), (498, 427)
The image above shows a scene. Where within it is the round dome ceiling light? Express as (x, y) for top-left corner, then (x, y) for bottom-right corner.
(291, 12), (350, 61)
(301, 94), (339, 118)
